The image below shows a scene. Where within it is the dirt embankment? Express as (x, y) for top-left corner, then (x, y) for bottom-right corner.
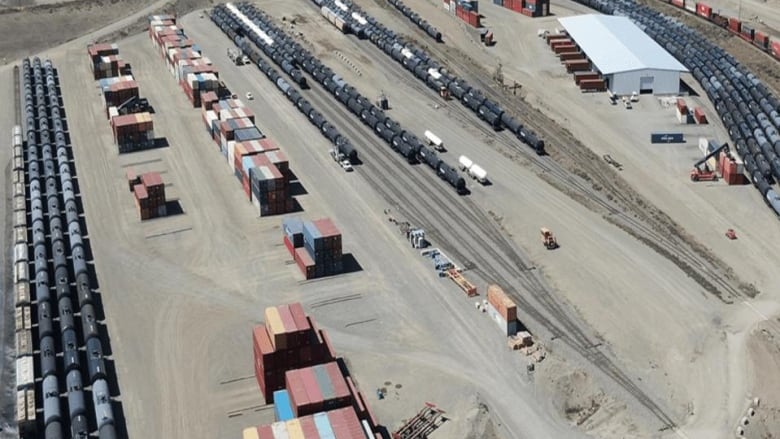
(0, 0), (208, 62)
(744, 322), (780, 439)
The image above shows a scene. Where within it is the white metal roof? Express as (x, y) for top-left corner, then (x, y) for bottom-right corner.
(558, 15), (688, 75)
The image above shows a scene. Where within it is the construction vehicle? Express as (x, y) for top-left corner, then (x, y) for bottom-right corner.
(227, 48), (249, 65)
(329, 148), (352, 171)
(407, 228), (427, 248)
(116, 96), (152, 115)
(690, 142), (728, 182)
(541, 227), (558, 250)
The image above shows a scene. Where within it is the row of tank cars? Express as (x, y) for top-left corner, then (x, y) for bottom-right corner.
(21, 57), (117, 439)
(308, 0), (547, 155)
(212, 2), (469, 192)
(574, 0), (780, 214)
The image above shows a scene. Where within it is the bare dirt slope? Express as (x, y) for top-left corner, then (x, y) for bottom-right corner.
(744, 321), (780, 439)
(0, 0), (210, 62)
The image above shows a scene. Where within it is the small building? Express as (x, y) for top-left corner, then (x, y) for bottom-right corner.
(558, 15), (688, 95)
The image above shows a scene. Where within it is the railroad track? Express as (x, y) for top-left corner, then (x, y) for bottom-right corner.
(285, 45), (679, 430)
(360, 0), (754, 303)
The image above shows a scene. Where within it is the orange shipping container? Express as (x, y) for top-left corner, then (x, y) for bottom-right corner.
(487, 285), (518, 322)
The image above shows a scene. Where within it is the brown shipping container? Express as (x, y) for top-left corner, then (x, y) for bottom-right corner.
(580, 79), (606, 91)
(573, 72), (600, 84)
(546, 34), (569, 44)
(550, 39), (572, 49)
(559, 52), (584, 61)
(487, 285), (518, 321)
(553, 44), (578, 54)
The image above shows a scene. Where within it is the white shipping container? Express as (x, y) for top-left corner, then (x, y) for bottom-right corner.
(271, 421), (289, 439)
(228, 140), (238, 172)
(684, 0), (696, 12)
(15, 356), (34, 390)
(205, 110), (218, 135)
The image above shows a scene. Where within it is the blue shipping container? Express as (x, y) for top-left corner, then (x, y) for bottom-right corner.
(283, 217), (304, 247)
(273, 390), (294, 422)
(234, 127), (264, 142)
(650, 133), (685, 143)
(314, 412), (336, 439)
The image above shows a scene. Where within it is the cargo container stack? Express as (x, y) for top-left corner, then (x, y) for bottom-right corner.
(285, 362), (353, 417)
(87, 43), (120, 79)
(243, 406), (369, 439)
(495, 0), (549, 16)
(692, 107), (708, 124)
(718, 150), (747, 185)
(111, 112), (155, 153)
(98, 75), (139, 108)
(283, 217), (344, 279)
(217, 117), (263, 153)
(450, 0), (481, 27)
(486, 285), (519, 336)
(129, 171), (167, 220)
(246, 153), (292, 216)
(253, 303), (335, 403)
(147, 16), (221, 107)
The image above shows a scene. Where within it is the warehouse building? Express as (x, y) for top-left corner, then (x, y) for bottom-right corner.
(558, 15), (688, 95)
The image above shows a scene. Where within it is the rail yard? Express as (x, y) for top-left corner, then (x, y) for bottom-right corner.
(3, 0), (780, 438)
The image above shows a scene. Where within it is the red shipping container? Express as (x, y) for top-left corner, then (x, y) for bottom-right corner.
(257, 425), (274, 439)
(772, 41), (780, 58)
(295, 248), (316, 279)
(284, 235), (295, 258)
(554, 44), (578, 54)
(468, 10), (480, 27)
(696, 3), (711, 18)
(521, 8), (533, 16)
(671, 0), (684, 6)
(693, 107), (708, 124)
(286, 369), (311, 415)
(560, 52), (584, 62)
(300, 416), (319, 438)
(728, 17), (741, 33)
(511, 0), (523, 12)
(676, 98), (688, 114)
(300, 367), (325, 414)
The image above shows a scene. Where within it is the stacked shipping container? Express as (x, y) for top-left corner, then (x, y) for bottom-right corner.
(283, 217), (344, 279)
(111, 112), (154, 152)
(494, 0), (549, 17)
(285, 362), (353, 417)
(128, 171), (167, 220)
(486, 285), (519, 336)
(147, 16), (222, 107)
(253, 303), (334, 402)
(718, 150), (747, 185)
(87, 45), (156, 153)
(546, 34), (605, 90)
(147, 16), (300, 217)
(243, 407), (367, 439)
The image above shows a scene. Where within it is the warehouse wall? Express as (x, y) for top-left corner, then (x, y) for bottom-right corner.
(607, 69), (681, 95)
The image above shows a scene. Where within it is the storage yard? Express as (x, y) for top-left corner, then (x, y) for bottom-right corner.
(4, 0), (780, 438)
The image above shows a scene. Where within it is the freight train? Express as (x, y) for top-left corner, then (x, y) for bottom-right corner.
(22, 57), (118, 439)
(214, 3), (468, 193)
(662, 0), (780, 61)
(308, 0), (547, 155)
(572, 0), (780, 217)
(385, 0), (443, 42)
(215, 8), (359, 163)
